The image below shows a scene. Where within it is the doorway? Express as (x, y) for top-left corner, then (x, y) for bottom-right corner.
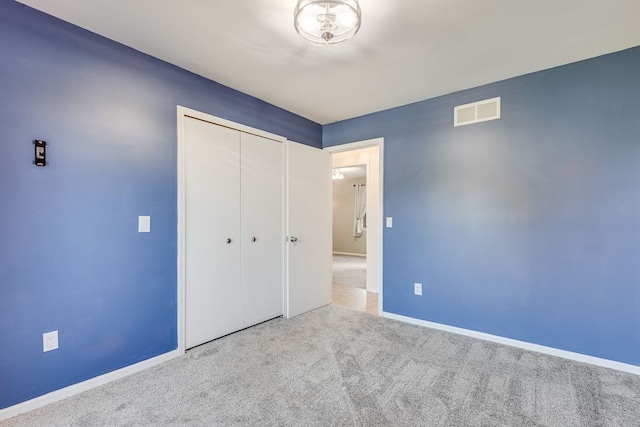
(325, 138), (383, 316)
(331, 164), (366, 289)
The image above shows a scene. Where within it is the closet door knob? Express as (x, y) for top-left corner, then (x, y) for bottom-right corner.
(290, 236), (298, 243)
(252, 237), (257, 242)
(226, 238), (232, 244)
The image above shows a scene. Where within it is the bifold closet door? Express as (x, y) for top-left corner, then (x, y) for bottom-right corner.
(184, 117), (241, 349)
(240, 133), (283, 327)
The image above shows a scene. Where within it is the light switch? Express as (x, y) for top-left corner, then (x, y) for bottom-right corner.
(386, 217), (393, 228)
(414, 283), (423, 296)
(138, 216), (151, 233)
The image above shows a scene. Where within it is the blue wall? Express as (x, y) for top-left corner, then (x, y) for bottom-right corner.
(0, 1), (320, 409)
(324, 47), (640, 366)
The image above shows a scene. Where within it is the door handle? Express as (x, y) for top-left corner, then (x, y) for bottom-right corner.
(252, 236), (257, 242)
(290, 236), (298, 243)
(226, 238), (232, 244)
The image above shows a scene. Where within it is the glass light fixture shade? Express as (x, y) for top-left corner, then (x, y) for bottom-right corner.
(294, 0), (362, 45)
(332, 169), (345, 180)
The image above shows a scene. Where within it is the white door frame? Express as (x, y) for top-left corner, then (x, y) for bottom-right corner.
(176, 105), (287, 355)
(324, 138), (384, 314)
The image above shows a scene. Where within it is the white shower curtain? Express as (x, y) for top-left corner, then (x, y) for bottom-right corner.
(354, 184), (366, 237)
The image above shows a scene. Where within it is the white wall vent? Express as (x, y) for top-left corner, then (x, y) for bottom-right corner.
(454, 97), (501, 127)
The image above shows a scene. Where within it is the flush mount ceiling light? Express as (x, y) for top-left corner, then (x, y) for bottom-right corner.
(332, 168), (345, 180)
(294, 0), (362, 45)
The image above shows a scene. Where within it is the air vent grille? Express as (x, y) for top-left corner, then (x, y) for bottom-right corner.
(454, 97), (501, 127)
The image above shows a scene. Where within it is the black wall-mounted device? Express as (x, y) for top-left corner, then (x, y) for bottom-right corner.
(34, 140), (47, 166)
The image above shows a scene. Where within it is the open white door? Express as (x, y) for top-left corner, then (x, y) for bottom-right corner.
(286, 142), (332, 318)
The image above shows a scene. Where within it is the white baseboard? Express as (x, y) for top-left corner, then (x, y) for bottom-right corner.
(0, 349), (181, 421)
(381, 311), (640, 376)
(333, 251), (366, 257)
(6, 315), (637, 421)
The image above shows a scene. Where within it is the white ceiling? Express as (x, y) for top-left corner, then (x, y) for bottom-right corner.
(16, 0), (640, 124)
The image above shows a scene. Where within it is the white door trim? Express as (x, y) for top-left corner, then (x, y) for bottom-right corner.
(324, 138), (384, 314)
(177, 106), (287, 354)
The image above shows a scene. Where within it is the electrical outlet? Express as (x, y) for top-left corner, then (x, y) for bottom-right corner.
(43, 330), (59, 352)
(414, 283), (422, 296)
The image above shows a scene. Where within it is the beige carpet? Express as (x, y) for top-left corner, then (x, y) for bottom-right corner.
(332, 255), (366, 288)
(3, 305), (640, 426)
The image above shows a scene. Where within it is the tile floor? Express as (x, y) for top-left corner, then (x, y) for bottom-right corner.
(331, 282), (378, 315)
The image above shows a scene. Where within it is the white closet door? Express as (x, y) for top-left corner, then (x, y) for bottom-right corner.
(286, 142), (332, 318)
(240, 133), (284, 327)
(185, 117), (241, 349)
